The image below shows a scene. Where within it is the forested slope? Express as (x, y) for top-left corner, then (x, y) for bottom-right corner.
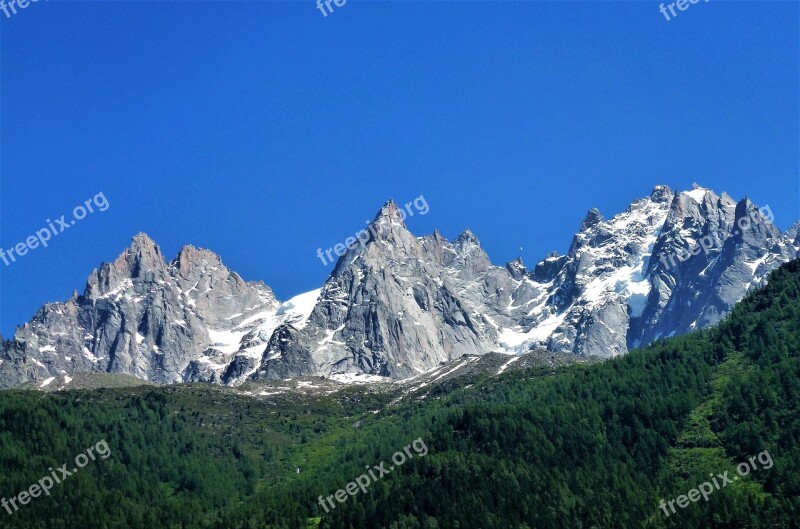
(1, 261), (799, 529)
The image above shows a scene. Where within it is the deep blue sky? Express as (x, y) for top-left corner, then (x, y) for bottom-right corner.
(1, 1), (798, 337)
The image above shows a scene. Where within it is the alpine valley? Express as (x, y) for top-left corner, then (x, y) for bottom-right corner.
(2, 184), (798, 389)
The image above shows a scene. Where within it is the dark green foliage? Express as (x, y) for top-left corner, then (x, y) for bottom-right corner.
(1, 260), (799, 528)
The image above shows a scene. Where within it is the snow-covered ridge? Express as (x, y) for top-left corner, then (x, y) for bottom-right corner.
(1, 187), (797, 389)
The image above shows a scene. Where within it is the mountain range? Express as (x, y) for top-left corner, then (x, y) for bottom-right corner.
(1, 184), (798, 388)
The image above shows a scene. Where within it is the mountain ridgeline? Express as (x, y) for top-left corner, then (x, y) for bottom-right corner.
(0, 258), (798, 528)
(1, 185), (798, 388)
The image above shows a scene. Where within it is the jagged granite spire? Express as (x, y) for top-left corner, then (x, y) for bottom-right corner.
(1, 187), (798, 388)
(580, 208), (603, 231)
(0, 234), (280, 387)
(506, 257), (527, 280)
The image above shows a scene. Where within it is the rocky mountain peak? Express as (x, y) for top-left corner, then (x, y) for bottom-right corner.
(668, 186), (734, 228)
(419, 229), (456, 268)
(580, 208), (604, 231)
(455, 228), (480, 247)
(451, 229), (492, 277)
(506, 257), (527, 280)
(730, 198), (782, 244)
(2, 187), (797, 390)
(331, 201), (425, 278)
(375, 200), (406, 223)
(172, 245), (225, 278)
(364, 200), (412, 244)
(129, 232), (162, 260)
(430, 228), (447, 243)
(124, 232), (167, 276)
(83, 233), (168, 299)
(786, 222), (800, 246)
(650, 185), (674, 203)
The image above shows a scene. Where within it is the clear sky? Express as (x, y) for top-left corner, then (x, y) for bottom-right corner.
(1, 0), (798, 337)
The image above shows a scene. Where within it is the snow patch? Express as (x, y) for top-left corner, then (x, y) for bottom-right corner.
(208, 328), (247, 355)
(684, 188), (708, 203)
(497, 356), (521, 374)
(498, 311), (566, 352)
(276, 288), (322, 329)
(329, 372), (392, 384)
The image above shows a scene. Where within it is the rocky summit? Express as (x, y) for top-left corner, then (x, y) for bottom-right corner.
(1, 185), (798, 388)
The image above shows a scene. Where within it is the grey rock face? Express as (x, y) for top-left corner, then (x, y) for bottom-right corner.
(251, 186), (796, 378)
(494, 185), (797, 357)
(505, 257), (527, 281)
(0, 234), (284, 387)
(251, 202), (502, 381)
(633, 190), (796, 347)
(1, 186), (797, 388)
